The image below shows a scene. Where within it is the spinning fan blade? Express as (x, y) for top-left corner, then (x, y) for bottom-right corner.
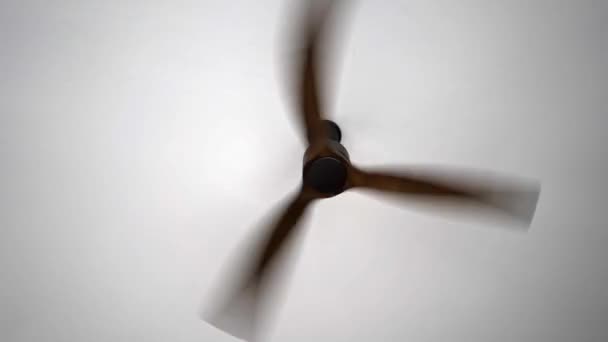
(347, 165), (541, 227)
(203, 186), (318, 341)
(290, 0), (343, 144)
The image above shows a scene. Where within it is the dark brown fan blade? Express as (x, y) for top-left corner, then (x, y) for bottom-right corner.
(203, 186), (318, 341)
(291, 0), (342, 144)
(347, 165), (541, 227)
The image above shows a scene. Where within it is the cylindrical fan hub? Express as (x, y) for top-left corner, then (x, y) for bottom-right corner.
(303, 157), (347, 195)
(302, 127), (350, 196)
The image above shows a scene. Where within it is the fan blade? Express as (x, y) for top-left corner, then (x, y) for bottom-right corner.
(203, 186), (318, 341)
(289, 0), (342, 144)
(347, 165), (541, 227)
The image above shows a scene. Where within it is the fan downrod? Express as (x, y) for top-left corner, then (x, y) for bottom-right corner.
(323, 119), (342, 142)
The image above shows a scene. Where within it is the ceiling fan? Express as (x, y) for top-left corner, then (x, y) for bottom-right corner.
(202, 0), (540, 340)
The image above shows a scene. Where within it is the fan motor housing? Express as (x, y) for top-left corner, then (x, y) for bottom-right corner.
(302, 121), (350, 196)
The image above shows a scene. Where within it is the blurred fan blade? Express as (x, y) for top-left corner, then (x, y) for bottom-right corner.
(290, 0), (343, 144)
(203, 186), (318, 341)
(347, 165), (541, 227)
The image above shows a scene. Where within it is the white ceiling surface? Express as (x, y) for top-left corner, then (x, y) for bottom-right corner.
(1, 0), (607, 341)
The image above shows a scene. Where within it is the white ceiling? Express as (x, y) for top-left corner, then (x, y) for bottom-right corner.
(1, 0), (607, 341)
